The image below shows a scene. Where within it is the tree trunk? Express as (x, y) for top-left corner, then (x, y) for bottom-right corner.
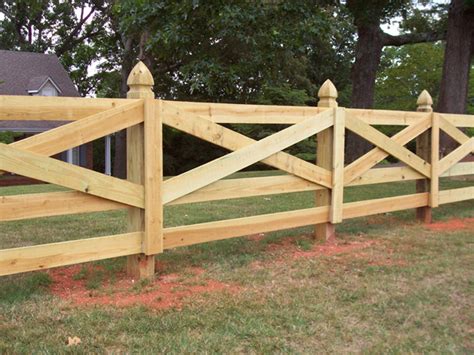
(346, 23), (384, 162)
(436, 0), (474, 155)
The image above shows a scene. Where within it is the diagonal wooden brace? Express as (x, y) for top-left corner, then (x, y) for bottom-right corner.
(0, 143), (144, 208)
(162, 108), (335, 204)
(162, 102), (332, 189)
(344, 117), (431, 185)
(345, 116), (431, 178)
(438, 137), (474, 175)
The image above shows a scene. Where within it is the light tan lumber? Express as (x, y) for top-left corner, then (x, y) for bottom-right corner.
(2, 162), (470, 223)
(430, 113), (439, 207)
(0, 143), (144, 208)
(315, 80), (337, 240)
(143, 98), (163, 255)
(330, 108), (345, 223)
(415, 90), (433, 223)
(163, 206), (330, 249)
(168, 100), (440, 126)
(438, 187), (474, 204)
(352, 166), (424, 185)
(165, 100), (322, 124)
(438, 114), (472, 145)
(0, 232), (142, 276)
(0, 100), (143, 176)
(345, 108), (430, 126)
(344, 117), (431, 185)
(0, 191), (125, 222)
(0, 95), (136, 121)
(162, 102), (332, 188)
(342, 192), (429, 219)
(437, 113), (474, 128)
(162, 108), (334, 204)
(438, 137), (474, 175)
(168, 175), (323, 205)
(163, 192), (430, 250)
(441, 162), (474, 177)
(345, 115), (431, 177)
(126, 61), (155, 279)
(10, 100), (143, 156)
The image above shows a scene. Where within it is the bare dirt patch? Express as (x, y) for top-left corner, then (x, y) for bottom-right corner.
(265, 235), (379, 260)
(426, 217), (474, 232)
(48, 265), (240, 311)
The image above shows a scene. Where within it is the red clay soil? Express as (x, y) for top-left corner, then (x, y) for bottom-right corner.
(264, 235), (379, 260)
(48, 265), (239, 311)
(425, 217), (474, 232)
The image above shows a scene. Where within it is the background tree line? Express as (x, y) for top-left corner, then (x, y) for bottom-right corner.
(1, 0), (473, 176)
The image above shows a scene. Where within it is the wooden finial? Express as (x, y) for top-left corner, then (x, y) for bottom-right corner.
(127, 61), (154, 99)
(417, 90), (433, 112)
(317, 79), (338, 108)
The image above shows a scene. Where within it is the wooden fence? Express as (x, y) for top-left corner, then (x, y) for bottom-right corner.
(0, 61), (473, 278)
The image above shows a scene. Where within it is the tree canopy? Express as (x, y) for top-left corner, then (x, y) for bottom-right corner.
(0, 0), (472, 172)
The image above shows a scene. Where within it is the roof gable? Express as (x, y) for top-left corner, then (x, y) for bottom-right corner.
(0, 50), (79, 97)
(27, 76), (62, 94)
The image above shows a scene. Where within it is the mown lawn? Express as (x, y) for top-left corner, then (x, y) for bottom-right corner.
(0, 173), (473, 353)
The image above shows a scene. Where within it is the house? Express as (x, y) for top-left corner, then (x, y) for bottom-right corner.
(0, 50), (95, 184)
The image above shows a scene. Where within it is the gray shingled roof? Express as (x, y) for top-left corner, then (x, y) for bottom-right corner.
(0, 50), (79, 132)
(0, 50), (79, 96)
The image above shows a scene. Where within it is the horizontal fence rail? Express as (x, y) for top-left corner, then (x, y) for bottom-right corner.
(0, 63), (473, 278)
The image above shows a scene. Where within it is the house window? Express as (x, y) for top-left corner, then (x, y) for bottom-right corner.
(66, 148), (81, 165)
(40, 82), (58, 96)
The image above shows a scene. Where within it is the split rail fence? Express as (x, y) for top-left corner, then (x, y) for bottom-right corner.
(0, 62), (473, 278)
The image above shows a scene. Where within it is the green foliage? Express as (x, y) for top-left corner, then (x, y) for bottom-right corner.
(117, 1), (352, 103)
(375, 42), (474, 138)
(0, 1), (113, 96)
(375, 42), (445, 111)
(0, 132), (21, 144)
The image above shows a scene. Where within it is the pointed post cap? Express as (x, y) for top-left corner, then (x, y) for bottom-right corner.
(127, 61), (154, 99)
(416, 90), (433, 112)
(317, 79), (338, 108)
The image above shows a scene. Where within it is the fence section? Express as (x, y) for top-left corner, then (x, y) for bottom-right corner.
(0, 62), (473, 278)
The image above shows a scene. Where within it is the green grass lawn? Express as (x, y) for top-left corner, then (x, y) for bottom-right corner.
(0, 173), (473, 352)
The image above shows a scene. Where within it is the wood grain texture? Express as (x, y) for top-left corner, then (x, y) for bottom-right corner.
(438, 114), (472, 145)
(10, 100), (143, 156)
(345, 115), (431, 177)
(344, 117), (431, 185)
(162, 102), (332, 188)
(0, 191), (125, 222)
(168, 100), (322, 124)
(162, 108), (334, 204)
(144, 99), (163, 254)
(346, 108), (430, 126)
(430, 113), (439, 207)
(330, 108), (345, 223)
(163, 192), (430, 249)
(0, 143), (144, 208)
(0, 232), (142, 276)
(438, 137), (474, 174)
(2, 162), (471, 223)
(0, 95), (136, 121)
(438, 187), (474, 204)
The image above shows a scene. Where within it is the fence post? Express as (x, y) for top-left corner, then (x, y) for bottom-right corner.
(126, 61), (157, 279)
(415, 90), (433, 223)
(315, 79), (338, 241)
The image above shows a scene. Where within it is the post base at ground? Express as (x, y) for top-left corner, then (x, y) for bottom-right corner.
(315, 222), (336, 242)
(126, 254), (155, 280)
(416, 206), (432, 224)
